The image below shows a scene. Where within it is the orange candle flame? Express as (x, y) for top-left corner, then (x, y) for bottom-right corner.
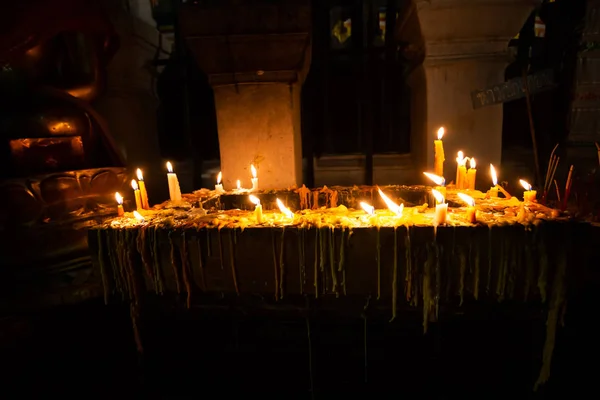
(115, 192), (123, 205)
(490, 164), (498, 186)
(131, 179), (139, 191)
(360, 201), (375, 216)
(276, 198), (294, 219)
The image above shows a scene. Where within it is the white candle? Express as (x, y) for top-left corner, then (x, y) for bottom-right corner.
(215, 171), (224, 193)
(250, 164), (258, 192)
(131, 179), (142, 210)
(166, 161), (182, 203)
(432, 189), (448, 225)
(249, 195), (263, 223)
(115, 192), (124, 217)
(520, 179), (537, 202)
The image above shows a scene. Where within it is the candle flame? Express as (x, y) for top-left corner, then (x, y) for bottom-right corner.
(457, 151), (464, 162)
(217, 171), (222, 185)
(136, 168), (144, 181)
(276, 198), (294, 219)
(166, 161), (173, 173)
(251, 164), (257, 179)
(457, 192), (475, 207)
(520, 179), (532, 191)
(490, 164), (498, 186)
(360, 201), (375, 216)
(236, 180), (241, 190)
(470, 157), (476, 169)
(377, 188), (403, 216)
(115, 192), (123, 205)
(249, 195), (260, 205)
(431, 189), (445, 205)
(133, 210), (145, 222)
(437, 127), (444, 140)
(131, 179), (139, 191)
(423, 172), (445, 186)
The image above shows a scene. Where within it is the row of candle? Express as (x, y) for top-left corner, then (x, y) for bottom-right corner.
(115, 162), (260, 215)
(215, 164), (259, 194)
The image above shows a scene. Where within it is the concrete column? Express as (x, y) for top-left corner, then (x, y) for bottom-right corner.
(214, 83), (303, 190)
(405, 0), (535, 183)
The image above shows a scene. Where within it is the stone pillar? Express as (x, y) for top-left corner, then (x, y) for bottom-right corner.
(403, 0), (535, 183)
(179, 0), (311, 190)
(213, 84), (303, 190)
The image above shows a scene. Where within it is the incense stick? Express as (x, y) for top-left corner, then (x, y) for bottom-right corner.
(554, 180), (561, 203)
(561, 165), (574, 211)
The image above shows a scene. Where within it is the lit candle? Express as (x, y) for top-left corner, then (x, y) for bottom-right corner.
(250, 164), (258, 192)
(489, 164), (499, 198)
(249, 195), (263, 224)
(131, 179), (142, 210)
(360, 201), (379, 226)
(456, 151), (468, 189)
(276, 198), (294, 220)
(115, 192), (124, 217)
(133, 210), (145, 222)
(434, 127), (445, 177)
(166, 162), (182, 203)
(520, 179), (537, 202)
(215, 171), (224, 194)
(467, 157), (477, 190)
(236, 179), (242, 192)
(378, 188), (404, 216)
(136, 168), (150, 209)
(457, 192), (477, 223)
(423, 172), (446, 198)
(431, 189), (448, 225)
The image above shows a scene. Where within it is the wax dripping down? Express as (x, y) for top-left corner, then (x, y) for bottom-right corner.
(179, 232), (192, 307)
(390, 227), (398, 322)
(271, 230), (279, 300)
(229, 229), (240, 295)
(279, 227), (286, 299)
(168, 231), (181, 294)
(329, 228), (338, 296)
(376, 228), (381, 300)
(314, 228), (319, 298)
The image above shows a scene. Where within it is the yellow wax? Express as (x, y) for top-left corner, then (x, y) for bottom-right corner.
(466, 206), (477, 223)
(489, 186), (498, 198)
(457, 165), (467, 189)
(254, 204), (263, 224)
(138, 180), (149, 209)
(117, 204), (124, 217)
(435, 186), (446, 199)
(434, 140), (445, 176)
(434, 203), (448, 225)
(467, 168), (477, 190)
(523, 190), (537, 202)
(167, 173), (182, 202)
(133, 189), (142, 210)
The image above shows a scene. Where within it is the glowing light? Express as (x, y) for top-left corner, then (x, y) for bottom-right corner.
(520, 179), (532, 191)
(490, 164), (498, 186)
(249, 195), (260, 205)
(431, 189), (445, 205)
(423, 172), (445, 186)
(276, 198), (294, 219)
(115, 192), (123, 205)
(437, 127), (445, 140)
(236, 180), (241, 190)
(133, 210), (145, 222)
(377, 188), (403, 216)
(360, 201), (375, 216)
(457, 193), (475, 207)
(166, 161), (174, 173)
(470, 157), (476, 169)
(136, 168), (144, 181)
(251, 164), (257, 179)
(217, 171), (222, 185)
(131, 179), (139, 191)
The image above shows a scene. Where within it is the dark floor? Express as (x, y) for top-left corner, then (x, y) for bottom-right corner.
(0, 294), (597, 399)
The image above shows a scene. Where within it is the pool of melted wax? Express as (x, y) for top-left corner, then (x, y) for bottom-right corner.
(108, 195), (564, 230)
